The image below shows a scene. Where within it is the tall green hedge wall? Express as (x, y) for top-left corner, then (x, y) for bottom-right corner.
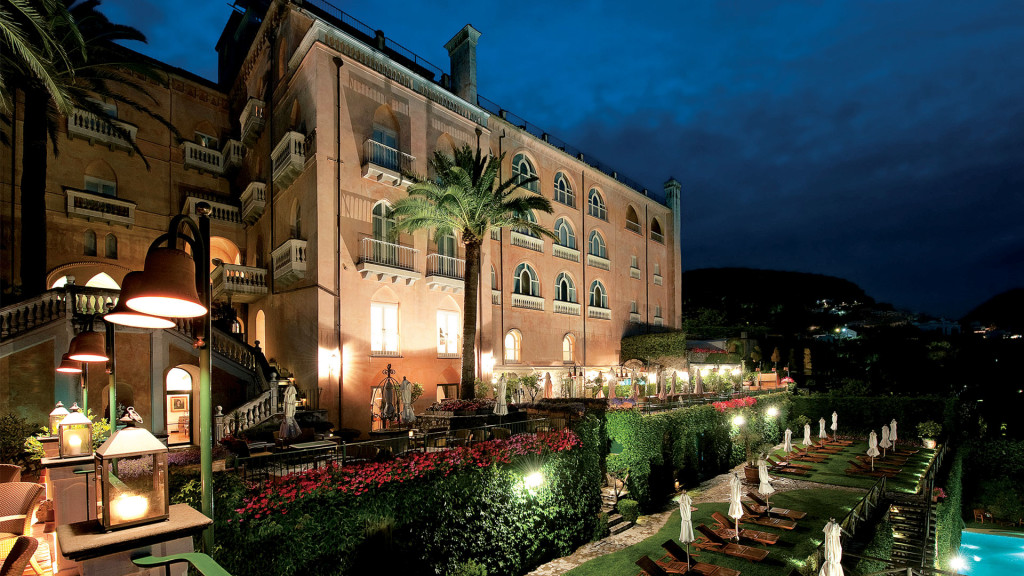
(619, 332), (687, 363)
(934, 449), (964, 570)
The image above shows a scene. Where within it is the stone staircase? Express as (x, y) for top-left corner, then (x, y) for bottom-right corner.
(888, 494), (935, 567)
(601, 486), (632, 535)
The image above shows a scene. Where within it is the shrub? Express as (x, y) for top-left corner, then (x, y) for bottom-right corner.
(934, 450), (964, 570)
(917, 420), (942, 439)
(617, 499), (640, 523)
(593, 512), (610, 540)
(856, 518), (894, 575)
(449, 560), (488, 576)
(0, 413), (36, 464)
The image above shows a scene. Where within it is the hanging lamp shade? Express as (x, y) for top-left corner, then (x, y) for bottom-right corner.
(126, 248), (206, 318)
(56, 353), (83, 373)
(104, 272), (176, 328)
(68, 330), (109, 362)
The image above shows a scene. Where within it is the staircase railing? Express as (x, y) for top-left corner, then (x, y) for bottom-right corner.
(214, 389), (274, 442)
(171, 319), (274, 397)
(1, 285), (122, 341)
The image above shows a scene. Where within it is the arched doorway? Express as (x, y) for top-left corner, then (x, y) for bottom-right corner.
(166, 366), (195, 445)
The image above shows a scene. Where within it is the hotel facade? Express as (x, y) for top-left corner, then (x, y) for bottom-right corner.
(0, 0), (682, 437)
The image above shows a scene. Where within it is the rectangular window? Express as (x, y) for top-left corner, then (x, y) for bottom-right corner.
(654, 263), (661, 275)
(84, 176), (116, 197)
(370, 302), (399, 355)
(195, 131), (219, 149)
(437, 310), (460, 356)
(655, 305), (663, 318)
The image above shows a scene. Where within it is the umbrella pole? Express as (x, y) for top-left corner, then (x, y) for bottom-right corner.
(871, 456), (874, 471)
(686, 543), (690, 569)
(735, 518), (740, 542)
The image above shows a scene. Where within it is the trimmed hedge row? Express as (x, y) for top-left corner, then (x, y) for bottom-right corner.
(934, 449), (964, 571)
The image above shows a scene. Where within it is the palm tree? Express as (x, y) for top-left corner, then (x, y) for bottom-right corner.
(15, 0), (176, 296)
(393, 144), (554, 399)
(0, 0), (79, 117)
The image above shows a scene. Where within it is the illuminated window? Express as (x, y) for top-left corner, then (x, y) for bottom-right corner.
(562, 333), (575, 363)
(554, 218), (576, 249)
(590, 280), (608, 308)
(588, 188), (606, 220)
(554, 172), (574, 207)
(504, 329), (522, 363)
(512, 153), (538, 192)
(555, 272), (576, 302)
(588, 230), (607, 258)
(437, 310), (460, 356)
(513, 263), (540, 297)
(370, 302), (399, 355)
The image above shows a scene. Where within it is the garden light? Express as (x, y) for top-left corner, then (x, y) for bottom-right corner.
(766, 407), (779, 417)
(732, 415), (746, 426)
(949, 556), (965, 572)
(524, 471), (544, 490)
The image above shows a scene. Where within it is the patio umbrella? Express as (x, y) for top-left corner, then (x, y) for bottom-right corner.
(728, 473), (744, 541)
(819, 417), (828, 446)
(889, 419), (898, 445)
(658, 372), (667, 401)
(400, 377), (416, 424)
(880, 425), (892, 458)
(679, 492), (695, 568)
(631, 376), (640, 400)
(866, 431), (880, 470)
(757, 459), (776, 518)
(671, 371), (678, 396)
(803, 423), (813, 447)
(831, 411), (839, 440)
(605, 372), (614, 400)
(494, 377), (508, 417)
(784, 428), (793, 454)
(694, 371), (704, 396)
(819, 519), (845, 576)
(544, 372), (553, 399)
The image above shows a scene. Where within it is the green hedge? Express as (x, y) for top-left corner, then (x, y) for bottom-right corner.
(620, 332), (687, 363)
(856, 518), (894, 575)
(185, 416), (604, 576)
(934, 449), (964, 570)
(789, 396), (952, 436)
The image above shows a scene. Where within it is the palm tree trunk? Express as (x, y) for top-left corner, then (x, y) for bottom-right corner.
(19, 89), (48, 296)
(460, 239), (481, 399)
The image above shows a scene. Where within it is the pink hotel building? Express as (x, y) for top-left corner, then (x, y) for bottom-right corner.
(0, 0), (682, 437)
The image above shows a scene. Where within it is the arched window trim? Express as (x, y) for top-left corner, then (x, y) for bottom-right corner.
(554, 217), (576, 249)
(651, 217), (665, 243)
(588, 230), (607, 258)
(372, 201), (396, 242)
(554, 172), (575, 207)
(105, 233), (118, 259)
(84, 230), (97, 257)
(511, 153), (539, 193)
(588, 188), (607, 220)
(504, 329), (522, 363)
(555, 272), (577, 303)
(625, 205), (641, 234)
(513, 263), (540, 297)
(589, 280), (608, 309)
(562, 333), (575, 364)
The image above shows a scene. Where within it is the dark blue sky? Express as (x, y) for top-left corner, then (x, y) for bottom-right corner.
(103, 0), (1024, 318)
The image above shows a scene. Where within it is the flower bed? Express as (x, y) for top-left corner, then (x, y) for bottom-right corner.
(426, 398), (496, 412)
(712, 396), (757, 412)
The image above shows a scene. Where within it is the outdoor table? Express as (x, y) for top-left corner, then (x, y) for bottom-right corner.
(246, 441), (273, 451)
(56, 503), (211, 576)
(288, 440), (337, 451)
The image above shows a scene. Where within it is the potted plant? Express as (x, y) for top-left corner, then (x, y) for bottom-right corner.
(734, 413), (762, 483)
(916, 420), (942, 448)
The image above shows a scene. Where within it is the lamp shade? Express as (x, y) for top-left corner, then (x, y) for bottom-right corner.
(104, 272), (176, 328)
(68, 330), (109, 362)
(56, 353), (83, 373)
(126, 248), (206, 318)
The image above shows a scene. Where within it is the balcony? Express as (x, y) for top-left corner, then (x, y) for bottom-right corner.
(240, 98), (266, 146)
(182, 196), (240, 225)
(653, 274), (663, 286)
(490, 228), (501, 241)
(357, 238), (421, 286)
(425, 254), (465, 293)
(626, 220), (642, 235)
(630, 267), (641, 279)
(630, 312), (641, 323)
(211, 264), (268, 303)
(66, 108), (137, 153)
(588, 307), (611, 320)
(222, 139), (245, 171)
(272, 238), (307, 287)
(511, 293), (544, 312)
(587, 253), (610, 271)
(272, 131), (308, 190)
(65, 187), (135, 227)
(553, 243), (580, 263)
(510, 231), (543, 252)
(651, 231), (665, 244)
(240, 182), (266, 225)
(182, 141), (224, 174)
(553, 300), (580, 316)
(491, 290), (501, 306)
(362, 140), (414, 187)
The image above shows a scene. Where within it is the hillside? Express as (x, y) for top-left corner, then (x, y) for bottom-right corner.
(962, 288), (1024, 331)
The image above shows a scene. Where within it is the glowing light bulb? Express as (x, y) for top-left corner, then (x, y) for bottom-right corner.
(524, 471), (544, 490)
(68, 435), (82, 449)
(766, 407), (779, 417)
(732, 415), (746, 426)
(949, 556), (966, 571)
(111, 493), (149, 522)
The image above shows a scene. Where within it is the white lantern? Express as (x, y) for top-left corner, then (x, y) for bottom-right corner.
(94, 408), (169, 531)
(49, 401), (70, 436)
(58, 404), (92, 458)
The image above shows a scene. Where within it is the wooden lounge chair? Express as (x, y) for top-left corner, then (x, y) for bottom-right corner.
(694, 524), (769, 562)
(764, 458), (809, 476)
(710, 511), (780, 544)
(745, 493), (807, 520)
(847, 459), (900, 476)
(738, 503), (797, 529)
(826, 438), (854, 446)
(661, 540), (742, 576)
(785, 449), (827, 463)
(857, 454), (907, 468)
(636, 553), (690, 575)
(767, 456), (813, 471)
(808, 444), (844, 454)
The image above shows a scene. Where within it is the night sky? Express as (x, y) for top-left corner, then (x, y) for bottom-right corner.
(102, 0), (1024, 318)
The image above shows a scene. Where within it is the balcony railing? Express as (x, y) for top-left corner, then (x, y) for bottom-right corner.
(653, 274), (663, 286)
(360, 238), (416, 271)
(66, 108), (137, 152)
(212, 264), (268, 303)
(65, 187), (135, 227)
(491, 290), (501, 305)
(240, 98), (266, 146)
(182, 141), (224, 174)
(587, 253), (610, 270)
(426, 254), (465, 279)
(490, 228), (501, 241)
(510, 231), (543, 252)
(223, 139), (245, 171)
(630, 267), (641, 279)
(588, 307), (611, 320)
(182, 196), (240, 224)
(626, 220), (642, 234)
(651, 231), (665, 244)
(240, 182), (266, 225)
(362, 140), (414, 186)
(272, 238), (307, 287)
(511, 293), (544, 311)
(272, 131), (307, 190)
(553, 243), (580, 262)
(553, 300), (580, 316)
(630, 312), (641, 323)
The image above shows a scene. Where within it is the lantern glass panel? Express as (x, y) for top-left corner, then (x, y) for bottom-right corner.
(94, 425), (169, 531)
(58, 411), (92, 458)
(49, 403), (69, 435)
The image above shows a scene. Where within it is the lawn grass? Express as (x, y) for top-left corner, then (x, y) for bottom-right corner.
(771, 442), (935, 493)
(564, 488), (864, 576)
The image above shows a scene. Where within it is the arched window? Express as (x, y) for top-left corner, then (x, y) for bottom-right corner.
(255, 310), (266, 351)
(504, 329), (522, 363)
(588, 188), (607, 220)
(372, 202), (396, 241)
(562, 333), (575, 363)
(436, 232), (456, 258)
(84, 230), (97, 256)
(105, 234), (117, 259)
(555, 272), (576, 302)
(513, 263), (540, 297)
(588, 230), (607, 258)
(292, 201), (302, 239)
(554, 172), (574, 207)
(515, 209), (539, 237)
(372, 105), (400, 170)
(511, 153), (538, 192)
(554, 218), (576, 249)
(490, 266), (497, 290)
(651, 218), (665, 243)
(589, 280), (608, 308)
(625, 206), (641, 234)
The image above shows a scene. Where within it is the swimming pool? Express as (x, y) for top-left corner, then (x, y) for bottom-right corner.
(957, 530), (1024, 574)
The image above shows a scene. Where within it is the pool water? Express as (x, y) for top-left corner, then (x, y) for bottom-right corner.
(958, 530), (1024, 574)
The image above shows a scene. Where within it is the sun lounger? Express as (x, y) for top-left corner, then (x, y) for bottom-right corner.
(744, 493), (807, 520)
(826, 438), (854, 446)
(661, 540), (742, 576)
(767, 457), (813, 471)
(636, 554), (690, 575)
(847, 459), (900, 475)
(857, 454), (907, 466)
(695, 524), (770, 562)
(739, 503), (797, 529)
(764, 458), (809, 475)
(710, 511), (780, 544)
(786, 448), (828, 462)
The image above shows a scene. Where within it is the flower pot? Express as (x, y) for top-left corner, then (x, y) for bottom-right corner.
(922, 438), (937, 449)
(743, 465), (760, 484)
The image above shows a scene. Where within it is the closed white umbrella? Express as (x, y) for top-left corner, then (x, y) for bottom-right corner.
(605, 372), (614, 400)
(819, 417), (828, 446)
(889, 419), (898, 445)
(757, 459), (775, 518)
(400, 377), (416, 424)
(819, 519), (845, 576)
(694, 371), (704, 396)
(831, 411), (839, 440)
(803, 423), (813, 447)
(867, 431), (880, 470)
(679, 492), (695, 568)
(671, 371), (678, 397)
(728, 473), (744, 541)
(880, 425), (892, 458)
(493, 377), (508, 417)
(784, 428), (793, 454)
(658, 371), (667, 401)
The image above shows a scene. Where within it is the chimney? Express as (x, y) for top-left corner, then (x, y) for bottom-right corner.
(444, 24), (481, 104)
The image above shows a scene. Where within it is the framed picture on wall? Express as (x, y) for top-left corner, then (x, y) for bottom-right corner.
(169, 395), (189, 412)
